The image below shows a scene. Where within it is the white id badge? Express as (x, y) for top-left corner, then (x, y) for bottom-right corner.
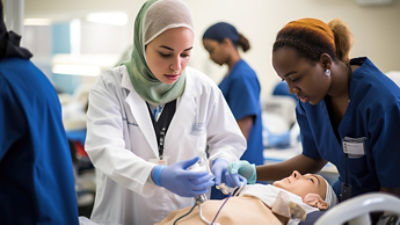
(149, 156), (169, 165)
(342, 137), (366, 158)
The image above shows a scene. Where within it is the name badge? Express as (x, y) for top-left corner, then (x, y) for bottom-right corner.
(342, 137), (366, 158)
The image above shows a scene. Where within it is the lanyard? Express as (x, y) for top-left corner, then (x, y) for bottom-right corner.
(147, 100), (176, 160)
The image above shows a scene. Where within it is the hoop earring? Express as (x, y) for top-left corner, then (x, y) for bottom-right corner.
(325, 69), (331, 77)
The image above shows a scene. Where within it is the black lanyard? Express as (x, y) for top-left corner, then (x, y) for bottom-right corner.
(146, 100), (176, 160)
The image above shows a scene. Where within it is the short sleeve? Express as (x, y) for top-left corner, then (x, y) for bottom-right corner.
(226, 75), (260, 121)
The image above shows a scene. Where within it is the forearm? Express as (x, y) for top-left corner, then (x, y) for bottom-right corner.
(256, 154), (327, 181)
(237, 116), (254, 140)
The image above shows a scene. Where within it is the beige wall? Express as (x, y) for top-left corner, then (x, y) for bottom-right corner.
(13, 0), (400, 99)
(186, 0), (400, 100)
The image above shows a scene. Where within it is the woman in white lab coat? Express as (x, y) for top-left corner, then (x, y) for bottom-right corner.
(84, 0), (246, 224)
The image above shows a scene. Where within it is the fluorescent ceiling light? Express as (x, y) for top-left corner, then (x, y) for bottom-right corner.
(70, 19), (81, 55)
(86, 12), (128, 26)
(24, 18), (51, 26)
(51, 54), (120, 76)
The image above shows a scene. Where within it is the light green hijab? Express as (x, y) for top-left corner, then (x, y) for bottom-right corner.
(123, 0), (194, 105)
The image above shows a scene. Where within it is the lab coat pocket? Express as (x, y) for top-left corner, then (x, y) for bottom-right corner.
(190, 122), (207, 154)
(123, 117), (146, 155)
(191, 122), (205, 136)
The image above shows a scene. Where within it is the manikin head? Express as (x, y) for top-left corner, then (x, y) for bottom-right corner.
(273, 170), (337, 209)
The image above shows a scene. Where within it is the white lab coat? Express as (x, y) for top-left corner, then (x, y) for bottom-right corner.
(85, 65), (246, 225)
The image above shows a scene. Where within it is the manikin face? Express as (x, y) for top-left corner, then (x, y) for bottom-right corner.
(273, 170), (326, 200)
(145, 27), (194, 84)
(272, 47), (331, 105)
(202, 39), (229, 66)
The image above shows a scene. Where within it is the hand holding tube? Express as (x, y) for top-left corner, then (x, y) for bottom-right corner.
(152, 157), (215, 197)
(212, 158), (247, 188)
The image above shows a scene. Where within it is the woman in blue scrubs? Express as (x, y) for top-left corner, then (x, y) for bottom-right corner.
(0, 2), (78, 224)
(202, 22), (263, 199)
(254, 18), (400, 200)
(202, 22), (263, 165)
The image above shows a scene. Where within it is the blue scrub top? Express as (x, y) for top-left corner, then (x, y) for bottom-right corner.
(218, 59), (264, 165)
(297, 57), (400, 198)
(0, 58), (79, 224)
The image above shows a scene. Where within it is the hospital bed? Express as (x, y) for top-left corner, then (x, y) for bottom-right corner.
(315, 192), (400, 225)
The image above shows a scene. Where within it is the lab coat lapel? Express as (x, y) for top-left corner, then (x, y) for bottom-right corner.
(121, 70), (158, 157)
(164, 75), (195, 154)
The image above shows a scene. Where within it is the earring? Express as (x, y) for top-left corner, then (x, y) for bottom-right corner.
(325, 69), (331, 77)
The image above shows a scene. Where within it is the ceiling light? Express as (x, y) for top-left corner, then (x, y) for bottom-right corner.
(86, 12), (128, 26)
(24, 18), (51, 26)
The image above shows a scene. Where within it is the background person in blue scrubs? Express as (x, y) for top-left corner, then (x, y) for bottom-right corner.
(203, 22), (263, 199)
(0, 2), (79, 224)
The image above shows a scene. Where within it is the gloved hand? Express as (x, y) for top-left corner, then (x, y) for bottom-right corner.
(152, 157), (215, 197)
(211, 158), (246, 188)
(228, 160), (257, 184)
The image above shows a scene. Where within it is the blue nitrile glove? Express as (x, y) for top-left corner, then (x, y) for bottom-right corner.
(152, 157), (215, 197)
(224, 171), (247, 188)
(228, 160), (257, 184)
(211, 158), (246, 188)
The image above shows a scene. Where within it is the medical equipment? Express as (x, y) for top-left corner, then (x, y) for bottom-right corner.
(190, 151), (212, 204)
(216, 182), (246, 197)
(216, 183), (230, 195)
(205, 183), (245, 225)
(315, 193), (400, 225)
(173, 154), (213, 225)
(172, 182), (245, 225)
(173, 149), (250, 225)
